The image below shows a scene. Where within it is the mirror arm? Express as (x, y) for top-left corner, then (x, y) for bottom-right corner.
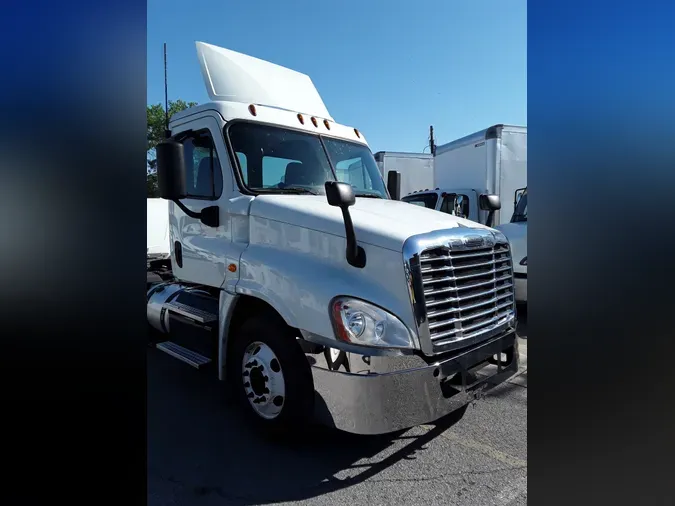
(172, 199), (201, 219)
(171, 200), (220, 228)
(340, 207), (366, 268)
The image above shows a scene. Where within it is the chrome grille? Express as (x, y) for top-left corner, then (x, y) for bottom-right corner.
(411, 239), (515, 353)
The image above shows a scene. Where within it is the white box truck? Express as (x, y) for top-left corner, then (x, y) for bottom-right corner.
(374, 151), (435, 198)
(402, 125), (526, 224)
(147, 42), (519, 436)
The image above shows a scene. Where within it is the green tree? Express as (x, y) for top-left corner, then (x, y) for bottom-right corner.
(147, 99), (198, 197)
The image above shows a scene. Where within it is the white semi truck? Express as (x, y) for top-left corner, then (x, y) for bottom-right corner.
(147, 42), (519, 436)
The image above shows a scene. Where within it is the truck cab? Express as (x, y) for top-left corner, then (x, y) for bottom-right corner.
(147, 42), (519, 436)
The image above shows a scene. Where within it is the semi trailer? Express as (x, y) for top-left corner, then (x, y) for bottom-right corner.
(147, 42), (519, 436)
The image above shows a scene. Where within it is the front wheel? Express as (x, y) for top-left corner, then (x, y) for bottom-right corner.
(229, 318), (314, 435)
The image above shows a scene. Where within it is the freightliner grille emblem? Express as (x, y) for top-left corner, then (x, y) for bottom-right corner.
(463, 235), (485, 248)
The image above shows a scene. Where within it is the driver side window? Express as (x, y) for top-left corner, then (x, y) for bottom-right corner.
(440, 194), (470, 219)
(182, 129), (223, 200)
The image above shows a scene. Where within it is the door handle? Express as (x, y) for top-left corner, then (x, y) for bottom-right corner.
(174, 241), (183, 268)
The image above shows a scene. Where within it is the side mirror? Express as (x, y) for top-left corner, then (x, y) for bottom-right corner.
(156, 139), (187, 200)
(479, 194), (501, 211)
(325, 181), (356, 208)
(325, 181), (365, 268)
(387, 170), (401, 200)
(514, 187), (526, 207)
(479, 194), (501, 228)
(156, 138), (220, 228)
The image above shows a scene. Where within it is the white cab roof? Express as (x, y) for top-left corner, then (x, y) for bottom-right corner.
(170, 42), (368, 147)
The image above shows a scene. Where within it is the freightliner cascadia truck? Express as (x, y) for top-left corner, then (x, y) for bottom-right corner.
(146, 42), (519, 436)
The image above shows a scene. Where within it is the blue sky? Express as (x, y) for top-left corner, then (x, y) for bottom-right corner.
(147, 0), (526, 153)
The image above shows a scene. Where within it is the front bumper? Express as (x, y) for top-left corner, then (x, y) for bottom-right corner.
(310, 330), (519, 435)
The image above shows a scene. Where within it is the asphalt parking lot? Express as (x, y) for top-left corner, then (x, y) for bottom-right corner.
(148, 314), (527, 506)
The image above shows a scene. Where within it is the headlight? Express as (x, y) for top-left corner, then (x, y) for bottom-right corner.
(519, 256), (527, 266)
(330, 297), (415, 349)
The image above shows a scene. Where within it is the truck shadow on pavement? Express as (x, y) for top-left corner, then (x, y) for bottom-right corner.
(147, 348), (468, 505)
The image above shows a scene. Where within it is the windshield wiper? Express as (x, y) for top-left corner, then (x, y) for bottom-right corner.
(354, 191), (384, 199)
(257, 186), (321, 195)
(282, 186), (321, 195)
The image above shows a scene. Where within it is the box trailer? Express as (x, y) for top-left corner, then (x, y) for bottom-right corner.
(374, 151), (434, 199)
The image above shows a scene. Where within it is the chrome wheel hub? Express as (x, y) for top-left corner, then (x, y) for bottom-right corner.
(242, 341), (285, 419)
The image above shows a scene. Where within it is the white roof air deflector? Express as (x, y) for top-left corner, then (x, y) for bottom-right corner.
(195, 41), (333, 121)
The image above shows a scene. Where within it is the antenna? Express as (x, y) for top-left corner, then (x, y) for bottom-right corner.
(429, 125), (436, 155)
(163, 42), (171, 138)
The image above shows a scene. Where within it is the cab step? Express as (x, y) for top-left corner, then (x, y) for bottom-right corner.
(156, 341), (212, 369)
(164, 300), (218, 324)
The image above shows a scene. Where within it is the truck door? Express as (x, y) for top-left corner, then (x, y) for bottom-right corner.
(168, 115), (236, 288)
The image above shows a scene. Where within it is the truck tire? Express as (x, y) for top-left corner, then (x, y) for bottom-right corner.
(229, 317), (314, 436)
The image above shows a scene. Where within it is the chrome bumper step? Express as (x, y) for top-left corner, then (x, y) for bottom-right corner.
(156, 341), (211, 369)
(164, 300), (217, 324)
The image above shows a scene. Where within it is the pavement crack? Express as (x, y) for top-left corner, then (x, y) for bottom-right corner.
(438, 431), (527, 468)
(368, 465), (527, 483)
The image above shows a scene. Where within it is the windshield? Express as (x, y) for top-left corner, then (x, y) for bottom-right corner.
(512, 188), (527, 222)
(401, 193), (438, 209)
(227, 122), (388, 198)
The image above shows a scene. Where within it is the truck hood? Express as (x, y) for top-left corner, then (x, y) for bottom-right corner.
(249, 195), (492, 252)
(496, 221), (527, 272)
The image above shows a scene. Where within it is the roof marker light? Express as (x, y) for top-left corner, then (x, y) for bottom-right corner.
(248, 104), (257, 116)
(311, 116), (318, 127)
(297, 113), (305, 125)
(323, 119), (330, 130)
(354, 128), (361, 138)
